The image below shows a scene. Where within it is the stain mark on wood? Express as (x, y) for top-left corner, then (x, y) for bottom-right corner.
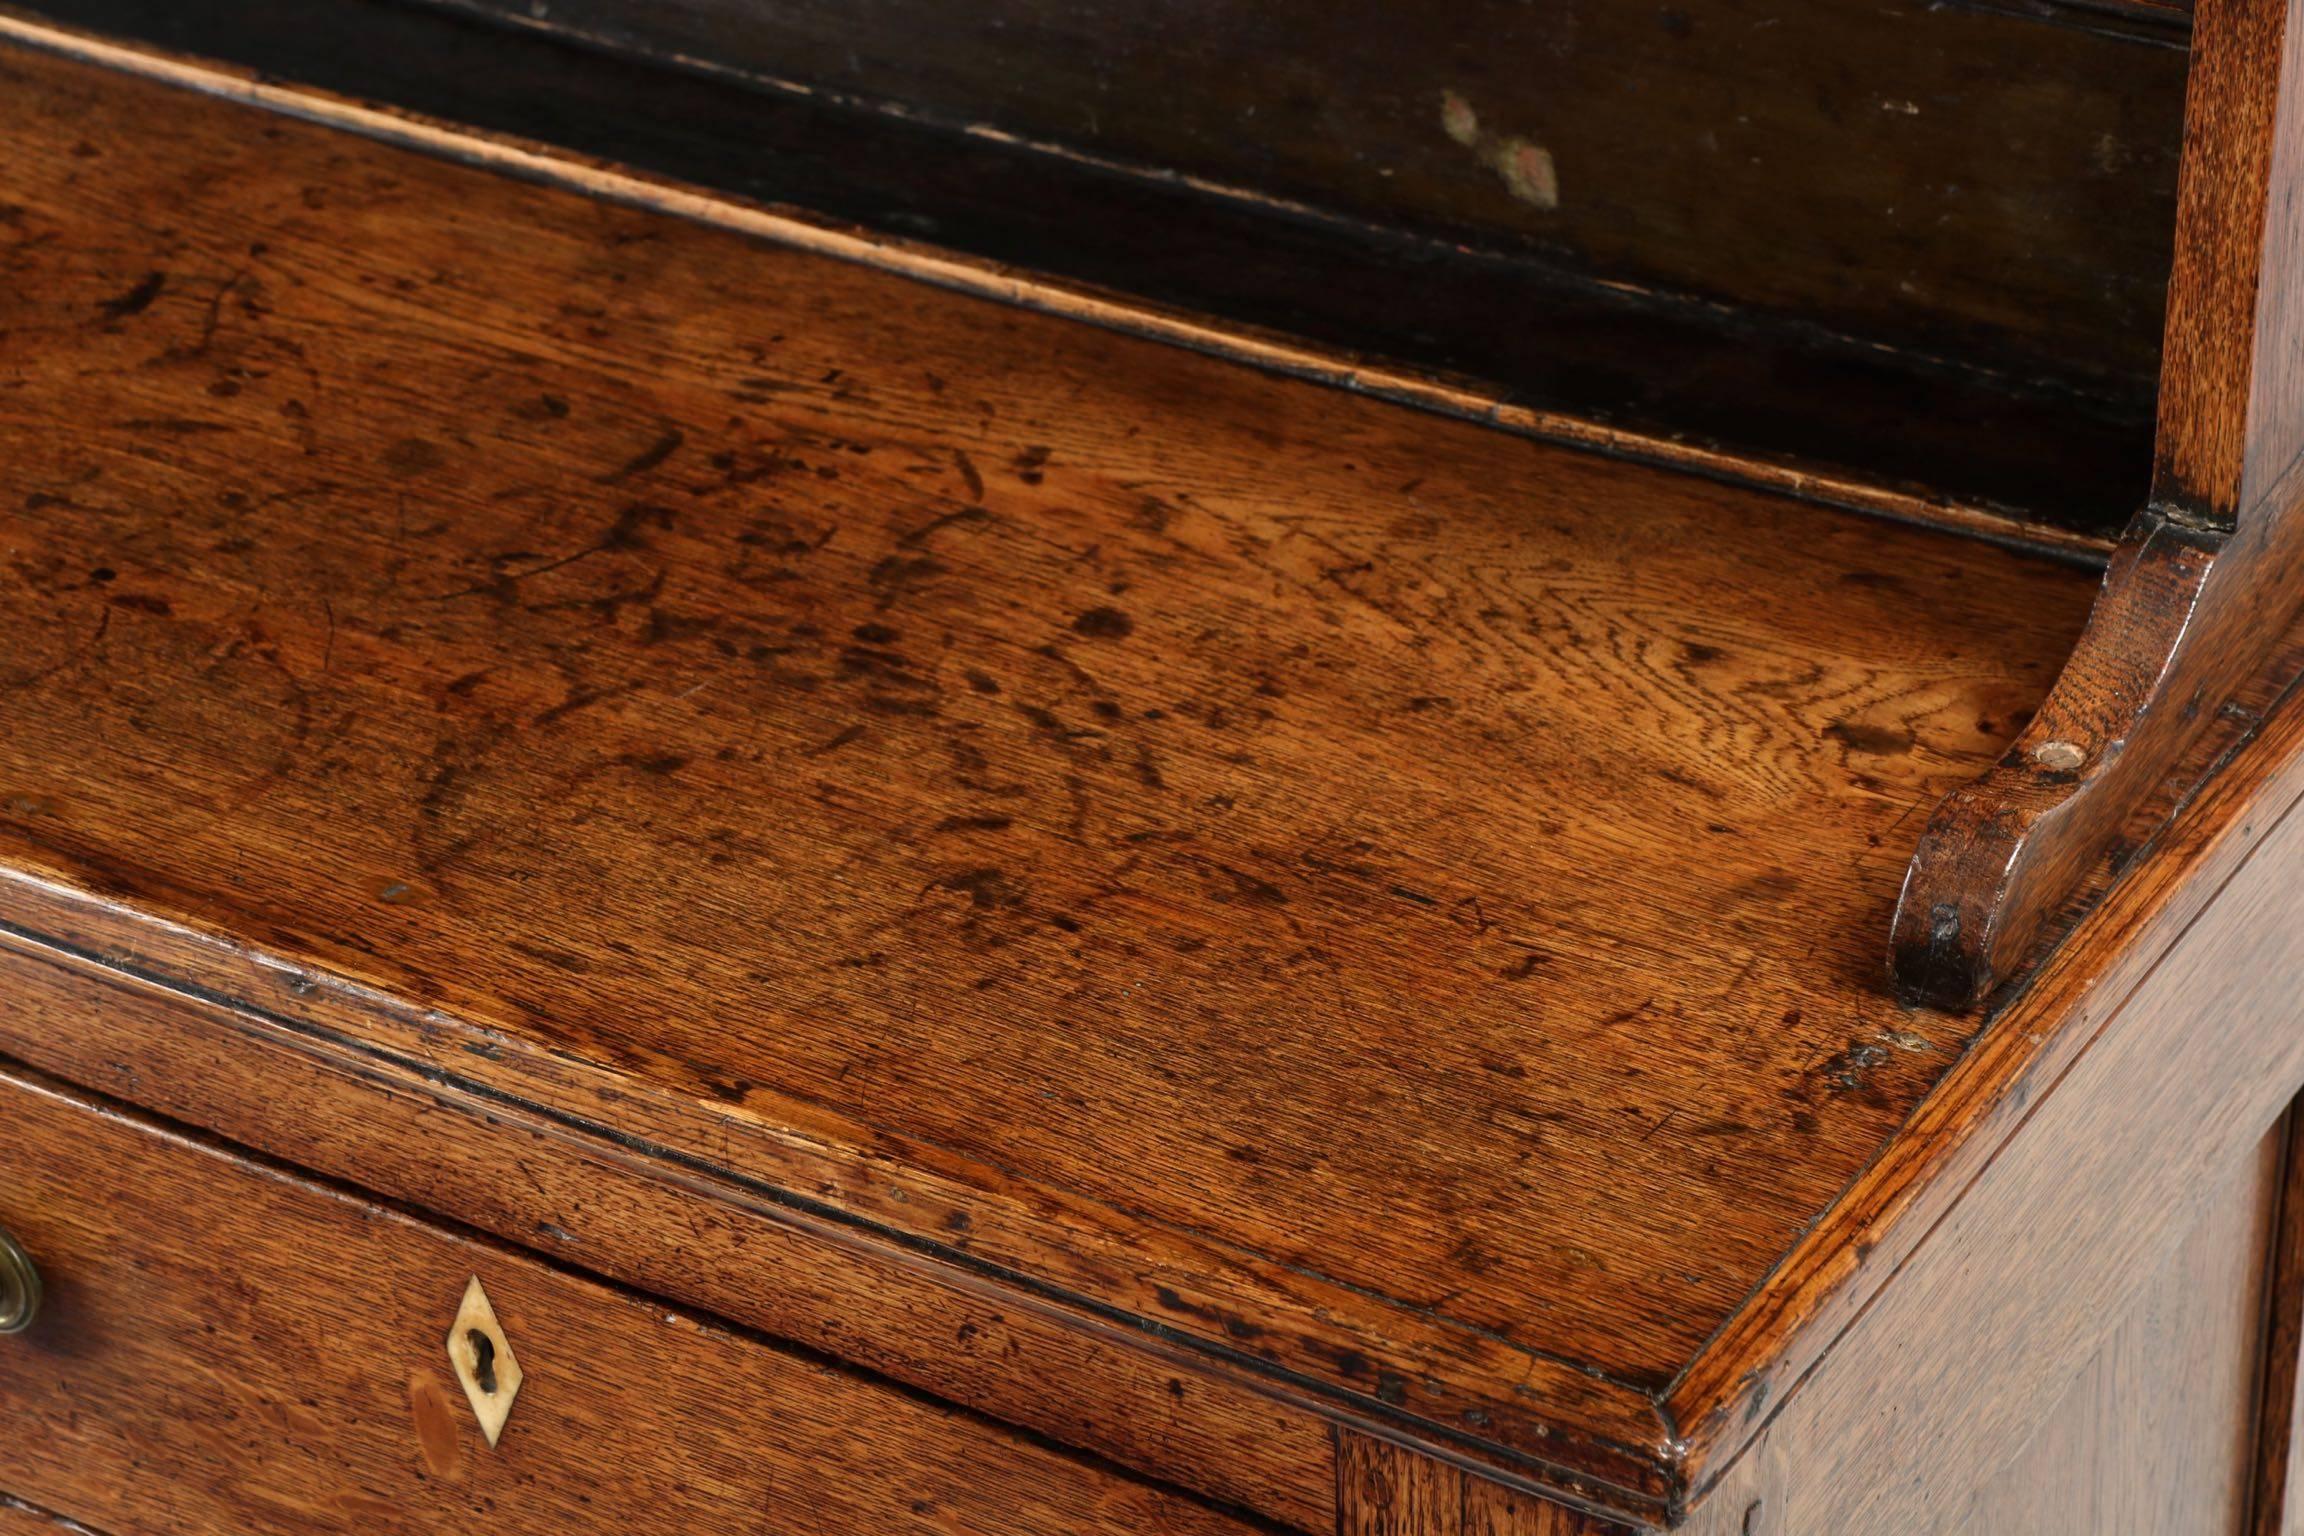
(598, 426), (685, 483)
(1439, 90), (1560, 211)
(405, 1367), (467, 1482)
(95, 269), (165, 320)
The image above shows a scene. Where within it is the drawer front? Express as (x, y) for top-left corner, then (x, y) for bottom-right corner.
(0, 1066), (1259, 1536)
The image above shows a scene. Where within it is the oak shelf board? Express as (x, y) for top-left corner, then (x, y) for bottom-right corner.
(9, 0), (2159, 556)
(0, 34), (2130, 1507)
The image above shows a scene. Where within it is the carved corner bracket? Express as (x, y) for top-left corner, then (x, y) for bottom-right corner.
(1890, 0), (2304, 1010)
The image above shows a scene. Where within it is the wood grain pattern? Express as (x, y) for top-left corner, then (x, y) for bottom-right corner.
(2250, 1109), (2304, 1536)
(0, 923), (1344, 1531)
(0, 31), (2121, 1515)
(6, 20), (2304, 1530)
(12, 0), (2177, 540)
(394, 0), (2189, 400)
(1677, 668), (2304, 1528)
(1334, 1436), (1625, 1536)
(0, 1), (2130, 562)
(0, 1495), (108, 1536)
(1890, 0), (2304, 1008)
(1948, 1121), (2276, 1534)
(0, 1063), (1266, 1536)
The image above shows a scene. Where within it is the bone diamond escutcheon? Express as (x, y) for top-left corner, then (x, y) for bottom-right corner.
(447, 1275), (523, 1449)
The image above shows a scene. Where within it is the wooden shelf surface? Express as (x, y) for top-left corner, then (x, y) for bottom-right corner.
(0, 33), (2162, 1516)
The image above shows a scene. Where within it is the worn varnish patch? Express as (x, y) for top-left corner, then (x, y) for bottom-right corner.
(0, 40), (2098, 1442)
(406, 1368), (467, 1482)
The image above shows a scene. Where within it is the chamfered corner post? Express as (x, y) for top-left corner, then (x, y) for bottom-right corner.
(1889, 0), (2304, 1010)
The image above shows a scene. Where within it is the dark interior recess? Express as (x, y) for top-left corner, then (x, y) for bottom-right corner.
(24, 0), (2193, 538)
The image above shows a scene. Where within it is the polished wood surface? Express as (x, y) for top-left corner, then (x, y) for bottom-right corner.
(0, 0), (2135, 562)
(1335, 1436), (1624, 1535)
(0, 31), (2128, 1517)
(0, 926), (1341, 1531)
(6, 17), (2304, 1532)
(13, 0), (2183, 537)
(0, 1496), (105, 1536)
(1891, 0), (2304, 1009)
(398, 0), (2188, 404)
(0, 1065), (1258, 1536)
(1680, 662), (2304, 1529)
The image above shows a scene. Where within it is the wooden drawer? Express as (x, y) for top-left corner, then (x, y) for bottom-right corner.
(0, 1065), (1261, 1536)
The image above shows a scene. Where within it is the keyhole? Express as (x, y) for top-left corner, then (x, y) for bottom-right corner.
(466, 1328), (498, 1394)
(445, 1276), (521, 1448)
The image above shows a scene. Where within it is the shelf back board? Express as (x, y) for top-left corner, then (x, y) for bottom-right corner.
(13, 0), (2196, 541)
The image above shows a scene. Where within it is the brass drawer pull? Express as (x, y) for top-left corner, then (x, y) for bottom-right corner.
(0, 1226), (40, 1334)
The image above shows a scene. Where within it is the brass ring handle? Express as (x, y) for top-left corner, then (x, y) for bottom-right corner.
(0, 1226), (40, 1334)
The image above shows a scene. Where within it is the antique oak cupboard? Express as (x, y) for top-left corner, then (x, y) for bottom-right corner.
(2, 0), (2304, 1530)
